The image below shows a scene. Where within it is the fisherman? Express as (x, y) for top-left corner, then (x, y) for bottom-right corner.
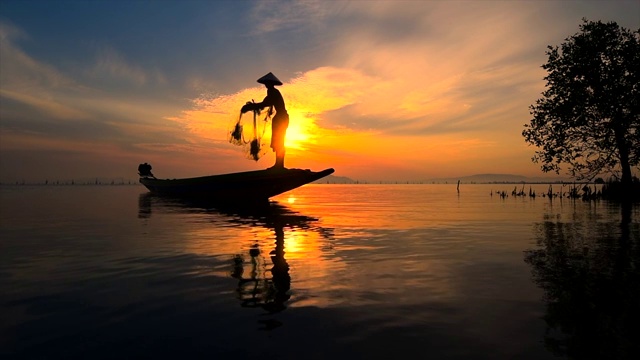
(241, 72), (289, 170)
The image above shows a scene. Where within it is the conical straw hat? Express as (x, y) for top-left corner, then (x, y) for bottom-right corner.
(257, 72), (283, 86)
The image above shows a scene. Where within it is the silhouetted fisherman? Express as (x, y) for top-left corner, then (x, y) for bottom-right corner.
(241, 72), (289, 170)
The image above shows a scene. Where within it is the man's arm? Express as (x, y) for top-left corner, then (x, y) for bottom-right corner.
(241, 95), (272, 113)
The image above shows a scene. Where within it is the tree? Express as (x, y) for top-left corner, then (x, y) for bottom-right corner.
(523, 19), (639, 187)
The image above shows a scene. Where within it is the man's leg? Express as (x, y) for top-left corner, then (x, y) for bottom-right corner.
(275, 148), (285, 168)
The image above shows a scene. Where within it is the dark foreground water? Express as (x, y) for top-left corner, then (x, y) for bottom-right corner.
(1, 184), (638, 359)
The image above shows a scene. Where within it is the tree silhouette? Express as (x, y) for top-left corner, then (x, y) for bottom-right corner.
(523, 19), (639, 188)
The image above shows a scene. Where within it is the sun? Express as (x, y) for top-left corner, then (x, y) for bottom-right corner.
(285, 122), (309, 150)
(283, 112), (315, 151)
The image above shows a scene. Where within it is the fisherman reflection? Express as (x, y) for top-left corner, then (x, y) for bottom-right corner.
(137, 195), (316, 330)
(231, 217), (291, 329)
(524, 209), (639, 359)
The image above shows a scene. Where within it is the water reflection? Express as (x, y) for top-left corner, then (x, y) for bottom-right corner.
(231, 217), (290, 330)
(525, 205), (639, 359)
(137, 193), (332, 329)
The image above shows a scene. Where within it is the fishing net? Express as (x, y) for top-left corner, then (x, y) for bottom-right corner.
(228, 102), (272, 161)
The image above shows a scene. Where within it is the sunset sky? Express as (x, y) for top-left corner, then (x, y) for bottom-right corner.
(1, 0), (638, 183)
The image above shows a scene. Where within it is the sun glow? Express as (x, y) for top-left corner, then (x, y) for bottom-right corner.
(283, 112), (316, 151)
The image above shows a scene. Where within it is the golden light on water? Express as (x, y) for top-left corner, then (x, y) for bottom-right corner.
(283, 231), (304, 255)
(182, 215), (327, 263)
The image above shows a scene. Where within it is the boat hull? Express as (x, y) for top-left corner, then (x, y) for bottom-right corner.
(139, 168), (334, 201)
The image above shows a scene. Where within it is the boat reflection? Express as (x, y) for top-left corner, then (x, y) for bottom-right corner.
(524, 206), (639, 359)
(137, 193), (333, 329)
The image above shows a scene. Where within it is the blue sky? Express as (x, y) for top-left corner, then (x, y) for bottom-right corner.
(1, 0), (639, 182)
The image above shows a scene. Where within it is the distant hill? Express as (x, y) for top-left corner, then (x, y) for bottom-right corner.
(312, 173), (570, 184)
(312, 175), (356, 184)
(425, 173), (570, 184)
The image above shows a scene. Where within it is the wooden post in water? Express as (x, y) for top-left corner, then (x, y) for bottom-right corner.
(457, 180), (460, 194)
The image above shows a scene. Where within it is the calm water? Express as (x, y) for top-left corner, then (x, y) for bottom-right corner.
(1, 184), (638, 359)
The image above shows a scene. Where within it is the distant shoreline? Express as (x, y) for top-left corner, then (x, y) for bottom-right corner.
(1, 180), (594, 186)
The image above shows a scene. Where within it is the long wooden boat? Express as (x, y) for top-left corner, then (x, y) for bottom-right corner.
(139, 167), (334, 201)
